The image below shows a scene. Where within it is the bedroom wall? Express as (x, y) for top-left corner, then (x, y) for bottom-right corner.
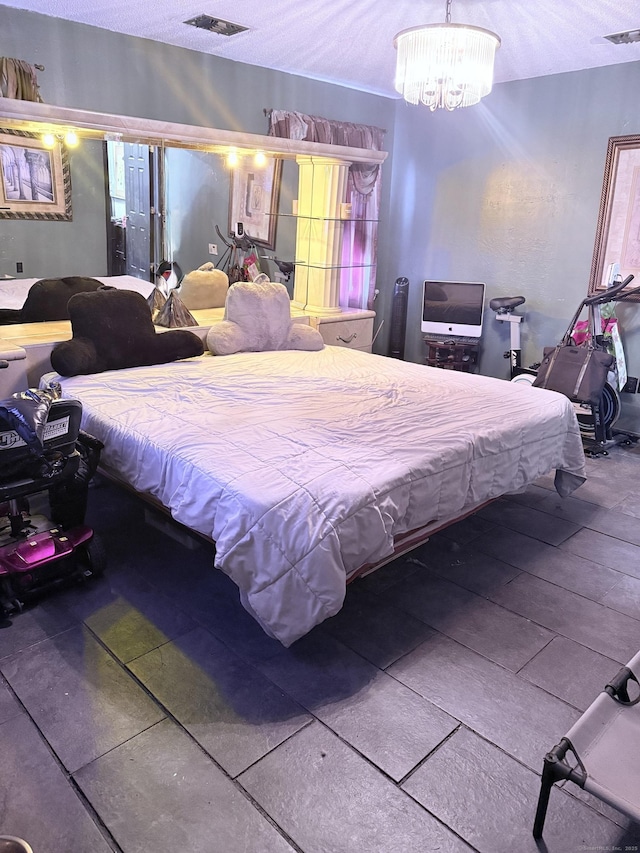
(165, 148), (298, 289)
(0, 132), (108, 280)
(4, 7), (640, 433)
(0, 6), (395, 285)
(378, 61), (640, 432)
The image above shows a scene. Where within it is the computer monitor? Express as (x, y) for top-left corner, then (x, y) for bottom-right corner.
(421, 280), (486, 338)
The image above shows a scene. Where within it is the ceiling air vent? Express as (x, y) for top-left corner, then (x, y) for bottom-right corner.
(603, 29), (640, 45)
(184, 15), (248, 36)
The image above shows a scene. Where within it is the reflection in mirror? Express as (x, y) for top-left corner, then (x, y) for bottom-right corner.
(1, 134), (109, 284)
(0, 129), (300, 321)
(0, 99), (387, 325)
(163, 148), (297, 298)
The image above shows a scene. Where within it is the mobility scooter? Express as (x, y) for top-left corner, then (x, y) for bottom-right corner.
(0, 385), (105, 623)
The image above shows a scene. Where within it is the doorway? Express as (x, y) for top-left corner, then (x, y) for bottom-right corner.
(105, 140), (162, 280)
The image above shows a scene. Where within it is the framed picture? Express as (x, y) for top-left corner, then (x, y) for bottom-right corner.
(229, 155), (281, 248)
(589, 134), (640, 296)
(0, 128), (72, 221)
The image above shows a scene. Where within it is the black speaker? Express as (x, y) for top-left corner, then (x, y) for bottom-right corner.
(388, 277), (409, 359)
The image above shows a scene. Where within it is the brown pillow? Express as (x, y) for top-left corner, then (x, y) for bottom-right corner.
(51, 289), (203, 376)
(21, 276), (104, 322)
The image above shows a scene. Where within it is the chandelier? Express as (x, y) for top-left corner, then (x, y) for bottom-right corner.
(393, 0), (501, 111)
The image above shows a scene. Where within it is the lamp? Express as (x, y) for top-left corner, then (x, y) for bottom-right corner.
(394, 0), (500, 111)
(41, 129), (80, 148)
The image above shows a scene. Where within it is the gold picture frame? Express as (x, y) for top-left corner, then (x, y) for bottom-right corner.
(228, 155), (281, 248)
(589, 134), (640, 296)
(0, 128), (72, 221)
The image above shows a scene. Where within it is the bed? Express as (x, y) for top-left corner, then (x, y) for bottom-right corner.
(44, 347), (586, 646)
(0, 275), (155, 311)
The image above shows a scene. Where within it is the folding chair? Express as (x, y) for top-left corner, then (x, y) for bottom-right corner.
(533, 649), (640, 838)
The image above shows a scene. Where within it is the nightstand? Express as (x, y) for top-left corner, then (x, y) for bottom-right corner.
(306, 309), (375, 353)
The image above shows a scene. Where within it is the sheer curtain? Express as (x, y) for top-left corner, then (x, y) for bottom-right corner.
(269, 111), (385, 310)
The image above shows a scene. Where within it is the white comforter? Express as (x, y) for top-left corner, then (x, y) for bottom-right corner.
(50, 348), (586, 646)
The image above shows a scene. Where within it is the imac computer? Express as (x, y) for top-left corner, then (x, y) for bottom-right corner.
(421, 280), (486, 339)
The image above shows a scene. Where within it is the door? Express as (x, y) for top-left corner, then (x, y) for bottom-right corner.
(105, 142), (162, 280)
(124, 142), (152, 280)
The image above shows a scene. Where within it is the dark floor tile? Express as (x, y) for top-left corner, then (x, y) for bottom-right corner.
(473, 527), (622, 601)
(566, 455), (640, 508)
(387, 633), (579, 771)
(238, 721), (472, 853)
(256, 631), (378, 706)
(402, 726), (638, 853)
(384, 566), (553, 671)
(82, 573), (197, 663)
(0, 713), (113, 853)
(476, 499), (581, 545)
(612, 489), (640, 519)
(435, 512), (496, 544)
(0, 677), (21, 724)
(260, 632), (458, 781)
(536, 491), (608, 524)
(518, 637), (620, 711)
(6, 437), (637, 852)
(321, 584), (435, 668)
(538, 492), (640, 548)
(601, 574), (640, 619)
(489, 573), (640, 663)
(131, 548), (287, 665)
(50, 568), (135, 623)
(75, 718), (295, 853)
(355, 554), (422, 595)
(571, 479), (632, 508)
(503, 482), (557, 508)
(128, 626), (311, 777)
(559, 527), (640, 578)
(0, 624), (165, 772)
(406, 543), (521, 597)
(0, 596), (79, 660)
(114, 529), (213, 588)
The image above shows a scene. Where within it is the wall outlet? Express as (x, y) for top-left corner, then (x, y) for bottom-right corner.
(208, 243), (218, 255)
(16, 262), (23, 273)
(623, 376), (639, 394)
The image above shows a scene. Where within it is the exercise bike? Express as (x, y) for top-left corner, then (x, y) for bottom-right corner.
(490, 278), (639, 455)
(489, 294), (532, 382)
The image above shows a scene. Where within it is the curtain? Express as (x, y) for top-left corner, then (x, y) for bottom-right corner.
(0, 57), (43, 102)
(269, 110), (385, 310)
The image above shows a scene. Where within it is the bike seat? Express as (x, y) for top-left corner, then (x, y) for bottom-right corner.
(490, 295), (526, 313)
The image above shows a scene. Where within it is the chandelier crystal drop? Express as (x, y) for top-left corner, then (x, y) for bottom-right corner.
(394, 0), (500, 111)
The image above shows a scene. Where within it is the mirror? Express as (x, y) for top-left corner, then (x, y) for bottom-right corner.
(0, 136), (298, 314)
(589, 133), (640, 299)
(0, 100), (386, 323)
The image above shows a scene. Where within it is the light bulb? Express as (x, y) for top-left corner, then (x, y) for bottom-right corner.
(226, 149), (239, 168)
(254, 151), (267, 167)
(42, 132), (56, 149)
(65, 130), (79, 148)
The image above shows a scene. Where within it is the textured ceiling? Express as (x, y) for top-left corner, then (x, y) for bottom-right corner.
(4, 0), (640, 97)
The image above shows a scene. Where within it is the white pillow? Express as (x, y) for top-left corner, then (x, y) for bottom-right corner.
(178, 267), (229, 310)
(206, 281), (324, 355)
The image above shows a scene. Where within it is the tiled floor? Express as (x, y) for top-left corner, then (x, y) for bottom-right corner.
(2, 445), (640, 852)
